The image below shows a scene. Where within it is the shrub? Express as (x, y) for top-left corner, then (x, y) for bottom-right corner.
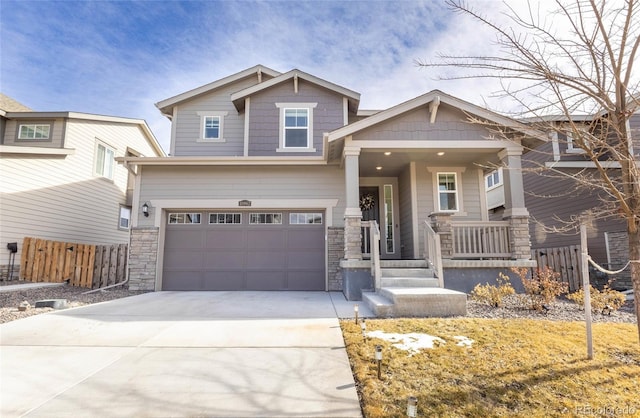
(470, 272), (515, 307)
(567, 283), (627, 314)
(511, 266), (568, 311)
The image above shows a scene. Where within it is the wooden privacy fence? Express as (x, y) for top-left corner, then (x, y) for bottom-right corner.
(20, 237), (128, 289)
(531, 245), (582, 292)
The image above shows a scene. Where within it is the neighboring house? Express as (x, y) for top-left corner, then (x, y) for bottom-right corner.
(123, 65), (545, 300)
(0, 94), (165, 280)
(516, 110), (640, 290)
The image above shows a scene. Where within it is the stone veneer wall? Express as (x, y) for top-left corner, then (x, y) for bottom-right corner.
(607, 231), (632, 289)
(128, 227), (159, 291)
(328, 227), (344, 291)
(506, 215), (532, 260)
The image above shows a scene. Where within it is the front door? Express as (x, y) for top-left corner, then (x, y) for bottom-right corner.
(359, 183), (400, 259)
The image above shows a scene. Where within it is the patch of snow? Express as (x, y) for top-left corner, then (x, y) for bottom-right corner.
(366, 330), (446, 356)
(454, 336), (474, 347)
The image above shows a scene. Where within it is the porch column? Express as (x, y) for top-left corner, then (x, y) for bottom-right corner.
(499, 148), (532, 260)
(344, 146), (362, 260)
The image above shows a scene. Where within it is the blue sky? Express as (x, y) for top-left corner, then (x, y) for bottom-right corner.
(2, 0), (520, 152)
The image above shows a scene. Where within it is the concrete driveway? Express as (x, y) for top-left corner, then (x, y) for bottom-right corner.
(0, 291), (370, 417)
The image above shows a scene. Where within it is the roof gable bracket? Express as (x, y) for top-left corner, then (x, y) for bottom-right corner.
(257, 68), (262, 83)
(294, 73), (299, 94)
(429, 96), (441, 124)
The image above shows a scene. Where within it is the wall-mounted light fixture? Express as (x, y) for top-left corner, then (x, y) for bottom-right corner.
(142, 203), (150, 217)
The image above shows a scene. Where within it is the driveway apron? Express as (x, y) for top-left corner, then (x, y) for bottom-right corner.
(0, 291), (364, 417)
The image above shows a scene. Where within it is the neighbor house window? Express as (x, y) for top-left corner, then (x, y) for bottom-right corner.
(437, 173), (459, 212)
(250, 213), (282, 224)
(197, 111), (228, 142)
(485, 169), (502, 190)
(119, 206), (131, 230)
(95, 142), (115, 179)
(276, 103), (317, 152)
(18, 124), (50, 140)
(168, 213), (201, 224)
(563, 124), (587, 154)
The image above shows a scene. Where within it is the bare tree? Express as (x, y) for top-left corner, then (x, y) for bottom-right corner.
(420, 0), (640, 340)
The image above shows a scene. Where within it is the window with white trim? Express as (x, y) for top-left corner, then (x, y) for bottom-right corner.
(18, 124), (51, 140)
(95, 142), (115, 179)
(119, 206), (131, 230)
(563, 124), (587, 154)
(276, 103), (317, 152)
(437, 172), (459, 212)
(197, 111), (228, 142)
(485, 169), (503, 190)
(209, 213), (242, 224)
(168, 213), (201, 224)
(250, 213), (282, 224)
(289, 213), (323, 224)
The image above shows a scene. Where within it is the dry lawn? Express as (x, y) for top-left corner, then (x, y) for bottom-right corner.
(341, 318), (640, 417)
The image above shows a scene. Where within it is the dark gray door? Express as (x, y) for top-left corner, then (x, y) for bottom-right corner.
(163, 211), (325, 291)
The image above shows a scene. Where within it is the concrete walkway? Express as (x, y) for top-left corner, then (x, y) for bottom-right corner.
(0, 291), (372, 417)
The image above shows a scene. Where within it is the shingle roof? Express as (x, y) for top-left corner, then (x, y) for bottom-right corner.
(0, 93), (32, 112)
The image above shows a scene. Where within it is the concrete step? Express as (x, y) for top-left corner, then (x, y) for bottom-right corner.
(380, 277), (440, 288)
(379, 260), (428, 268)
(362, 291), (395, 317)
(381, 268), (434, 278)
(371, 287), (467, 318)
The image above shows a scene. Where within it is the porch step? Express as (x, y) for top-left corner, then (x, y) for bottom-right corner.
(380, 277), (440, 288)
(379, 260), (429, 268)
(363, 288), (467, 318)
(381, 268), (435, 278)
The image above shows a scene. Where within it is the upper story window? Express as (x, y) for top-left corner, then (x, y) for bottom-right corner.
(95, 141), (115, 179)
(197, 111), (228, 142)
(18, 124), (51, 140)
(485, 168), (503, 190)
(563, 124), (587, 154)
(276, 102), (317, 152)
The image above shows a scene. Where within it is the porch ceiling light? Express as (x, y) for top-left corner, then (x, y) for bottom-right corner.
(384, 152), (391, 156)
(437, 151), (445, 156)
(376, 166), (382, 170)
(142, 202), (150, 217)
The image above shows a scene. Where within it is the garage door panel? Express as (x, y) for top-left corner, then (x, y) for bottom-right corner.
(287, 229), (325, 249)
(247, 251), (286, 269)
(163, 251), (203, 270)
(287, 271), (325, 291)
(246, 271), (286, 290)
(287, 252), (324, 269)
(247, 230), (286, 249)
(201, 271), (245, 290)
(205, 230), (246, 249)
(162, 271), (202, 291)
(204, 251), (245, 270)
(165, 230), (204, 249)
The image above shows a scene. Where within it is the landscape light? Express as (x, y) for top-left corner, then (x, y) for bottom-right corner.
(375, 345), (383, 380)
(354, 304), (359, 324)
(407, 396), (418, 417)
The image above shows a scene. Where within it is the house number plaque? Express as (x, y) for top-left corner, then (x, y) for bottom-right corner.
(238, 200), (252, 207)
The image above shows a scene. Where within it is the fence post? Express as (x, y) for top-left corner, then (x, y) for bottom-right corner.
(580, 224), (594, 360)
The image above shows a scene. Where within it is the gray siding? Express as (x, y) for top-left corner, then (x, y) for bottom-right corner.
(352, 104), (491, 142)
(398, 164), (414, 258)
(172, 76), (259, 156)
(137, 165), (346, 227)
(2, 118), (65, 148)
(523, 141), (626, 265)
(631, 112), (640, 157)
(248, 80), (344, 156)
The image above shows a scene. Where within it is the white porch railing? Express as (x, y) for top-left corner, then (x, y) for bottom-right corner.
(451, 221), (511, 259)
(362, 220), (382, 290)
(422, 221), (444, 287)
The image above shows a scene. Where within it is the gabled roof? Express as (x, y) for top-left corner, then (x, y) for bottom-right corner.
(4, 111), (165, 156)
(155, 65), (281, 117)
(230, 69), (361, 113)
(326, 89), (548, 147)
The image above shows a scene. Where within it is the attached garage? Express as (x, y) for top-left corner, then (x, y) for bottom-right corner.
(162, 210), (325, 291)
